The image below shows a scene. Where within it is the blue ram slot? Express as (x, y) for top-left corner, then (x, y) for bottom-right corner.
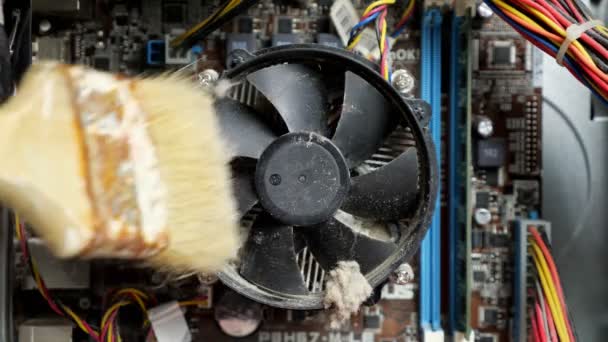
(420, 8), (443, 333)
(448, 14), (462, 334)
(419, 10), (432, 330)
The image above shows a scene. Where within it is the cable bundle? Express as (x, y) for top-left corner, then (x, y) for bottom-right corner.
(171, 0), (260, 49)
(16, 214), (209, 342)
(483, 0), (608, 105)
(347, 0), (416, 81)
(15, 215), (101, 340)
(528, 227), (576, 342)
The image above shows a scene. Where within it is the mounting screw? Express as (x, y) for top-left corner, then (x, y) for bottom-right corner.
(392, 69), (415, 94)
(198, 69), (219, 87)
(393, 263), (414, 285)
(79, 297), (91, 310)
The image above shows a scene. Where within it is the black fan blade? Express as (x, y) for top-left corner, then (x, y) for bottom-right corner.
(215, 98), (276, 159)
(303, 217), (397, 274)
(240, 213), (308, 295)
(333, 71), (394, 168)
(231, 161), (258, 216)
(247, 64), (329, 135)
(342, 148), (419, 220)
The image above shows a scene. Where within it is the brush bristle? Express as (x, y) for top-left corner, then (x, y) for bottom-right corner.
(132, 74), (240, 273)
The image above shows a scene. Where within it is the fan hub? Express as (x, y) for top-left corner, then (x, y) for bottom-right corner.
(255, 132), (350, 226)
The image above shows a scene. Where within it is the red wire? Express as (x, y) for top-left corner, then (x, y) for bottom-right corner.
(500, 7), (608, 96)
(18, 222), (65, 317)
(564, 0), (585, 22)
(512, 0), (560, 24)
(529, 228), (575, 341)
(535, 302), (549, 341)
(531, 0), (608, 60)
(548, 0), (569, 15)
(394, 2), (416, 31)
(377, 9), (388, 77)
(100, 309), (119, 342)
(531, 307), (542, 342)
(361, 5), (387, 20)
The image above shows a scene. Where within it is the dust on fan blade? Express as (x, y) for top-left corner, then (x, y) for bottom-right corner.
(215, 98), (277, 160)
(303, 217), (397, 274)
(231, 160), (258, 216)
(332, 71), (395, 168)
(247, 64), (330, 136)
(341, 147), (419, 220)
(239, 213), (308, 295)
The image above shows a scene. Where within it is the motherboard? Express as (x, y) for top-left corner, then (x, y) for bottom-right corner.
(4, 1), (547, 341)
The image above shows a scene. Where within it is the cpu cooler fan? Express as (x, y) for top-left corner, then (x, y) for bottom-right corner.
(214, 45), (437, 309)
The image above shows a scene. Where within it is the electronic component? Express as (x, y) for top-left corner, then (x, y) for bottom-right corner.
(18, 319), (73, 342)
(475, 191), (490, 209)
(363, 315), (382, 330)
(473, 270), (486, 282)
(147, 40), (166, 65)
(476, 138), (506, 168)
(165, 32), (193, 64)
(149, 302), (192, 342)
(472, 230), (484, 249)
(474, 208), (492, 226)
(238, 17), (254, 33)
(487, 233), (510, 248)
(271, 34), (299, 46)
(480, 307), (499, 326)
(474, 115), (494, 138)
(93, 55), (110, 71)
(513, 180), (540, 206)
(488, 40), (516, 68)
(330, 0), (359, 45)
(276, 17), (293, 34)
(215, 291), (264, 338)
(513, 219), (552, 342)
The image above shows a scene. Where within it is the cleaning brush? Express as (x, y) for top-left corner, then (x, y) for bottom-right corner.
(0, 61), (239, 273)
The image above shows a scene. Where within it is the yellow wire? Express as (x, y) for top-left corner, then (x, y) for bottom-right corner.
(362, 0), (396, 16)
(62, 305), (98, 337)
(348, 33), (363, 50)
(102, 301), (129, 331)
(530, 242), (570, 342)
(112, 289), (148, 312)
(172, 0), (241, 47)
(492, 0), (594, 65)
(400, 0), (415, 20)
(178, 300), (209, 307)
(113, 288), (149, 301)
(15, 214), (21, 239)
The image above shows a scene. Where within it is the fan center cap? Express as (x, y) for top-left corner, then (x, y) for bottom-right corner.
(255, 132), (350, 226)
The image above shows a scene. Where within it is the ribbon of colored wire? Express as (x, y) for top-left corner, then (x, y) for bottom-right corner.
(483, 0), (608, 105)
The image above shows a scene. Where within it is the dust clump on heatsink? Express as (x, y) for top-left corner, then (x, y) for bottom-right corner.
(323, 261), (372, 329)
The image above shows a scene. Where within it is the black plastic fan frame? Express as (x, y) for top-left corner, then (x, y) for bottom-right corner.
(217, 45), (438, 310)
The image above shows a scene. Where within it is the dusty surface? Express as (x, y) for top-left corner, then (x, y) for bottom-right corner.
(323, 261), (372, 329)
